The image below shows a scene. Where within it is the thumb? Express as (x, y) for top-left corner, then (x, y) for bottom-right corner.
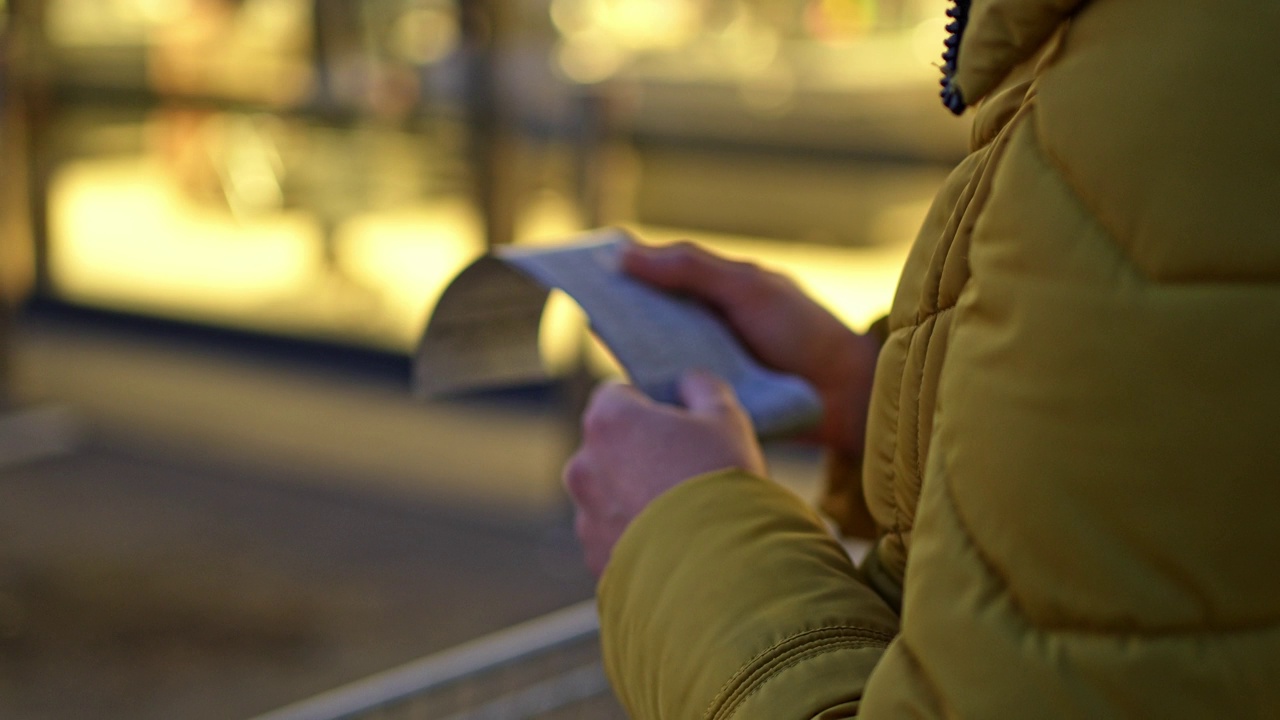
(620, 242), (678, 282)
(621, 241), (708, 291)
(678, 370), (742, 419)
(622, 242), (753, 314)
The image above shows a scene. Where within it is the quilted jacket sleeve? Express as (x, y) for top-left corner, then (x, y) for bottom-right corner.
(598, 469), (899, 720)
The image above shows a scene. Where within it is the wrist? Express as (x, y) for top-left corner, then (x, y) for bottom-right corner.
(815, 329), (880, 457)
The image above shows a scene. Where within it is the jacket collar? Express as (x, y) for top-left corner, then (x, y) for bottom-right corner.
(941, 0), (1087, 114)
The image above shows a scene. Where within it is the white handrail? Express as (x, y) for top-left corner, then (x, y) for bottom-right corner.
(440, 663), (610, 720)
(249, 599), (601, 720)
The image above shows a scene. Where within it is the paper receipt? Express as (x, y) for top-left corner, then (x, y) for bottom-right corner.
(415, 228), (822, 437)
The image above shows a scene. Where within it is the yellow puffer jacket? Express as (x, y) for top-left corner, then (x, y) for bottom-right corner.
(597, 1), (1280, 717)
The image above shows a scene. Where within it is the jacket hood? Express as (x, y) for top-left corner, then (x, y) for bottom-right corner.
(942, 0), (1086, 113)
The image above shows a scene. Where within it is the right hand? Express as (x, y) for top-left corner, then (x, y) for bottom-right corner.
(622, 240), (880, 457)
(564, 371), (766, 577)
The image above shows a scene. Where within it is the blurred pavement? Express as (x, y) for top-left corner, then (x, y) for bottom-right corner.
(0, 310), (597, 720)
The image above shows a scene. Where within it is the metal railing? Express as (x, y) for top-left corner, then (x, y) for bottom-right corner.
(251, 600), (625, 720)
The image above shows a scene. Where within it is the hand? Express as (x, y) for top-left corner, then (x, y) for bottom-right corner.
(563, 371), (766, 578)
(623, 241), (880, 456)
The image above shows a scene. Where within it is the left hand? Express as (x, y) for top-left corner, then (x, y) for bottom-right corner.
(622, 241), (881, 457)
(563, 370), (767, 578)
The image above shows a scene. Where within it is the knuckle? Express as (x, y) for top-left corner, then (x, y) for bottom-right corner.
(562, 454), (591, 499)
(719, 259), (775, 301)
(581, 387), (614, 436)
(582, 384), (637, 437)
(588, 552), (607, 578)
(671, 239), (699, 256)
(761, 266), (793, 288)
(708, 390), (737, 414)
(668, 241), (703, 273)
(581, 401), (612, 439)
(742, 265), (786, 295)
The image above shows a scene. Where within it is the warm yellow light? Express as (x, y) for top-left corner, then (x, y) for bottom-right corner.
(539, 290), (596, 376)
(48, 156), (490, 350)
(135, 0), (194, 25)
(50, 158), (320, 318)
(554, 31), (627, 85)
(718, 11), (781, 76)
(391, 6), (460, 65)
(335, 201), (485, 344)
(551, 0), (701, 53)
(599, 0), (699, 50)
(549, 0), (593, 37)
(912, 14), (950, 68)
(515, 189), (585, 247)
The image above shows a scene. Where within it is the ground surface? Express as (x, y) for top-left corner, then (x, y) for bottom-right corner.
(0, 314), (597, 720)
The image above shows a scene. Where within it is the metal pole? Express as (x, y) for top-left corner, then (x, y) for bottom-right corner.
(249, 600), (600, 720)
(458, 0), (517, 249)
(8, 0), (50, 299)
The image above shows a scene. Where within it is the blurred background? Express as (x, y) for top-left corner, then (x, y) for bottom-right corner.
(0, 0), (967, 717)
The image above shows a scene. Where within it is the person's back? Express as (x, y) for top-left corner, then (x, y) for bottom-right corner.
(855, 1), (1280, 714)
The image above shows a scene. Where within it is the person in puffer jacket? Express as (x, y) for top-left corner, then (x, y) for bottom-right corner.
(562, 0), (1280, 717)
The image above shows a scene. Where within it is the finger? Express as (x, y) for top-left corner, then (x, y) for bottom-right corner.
(575, 513), (610, 578)
(573, 508), (591, 545)
(678, 369), (743, 420)
(562, 451), (594, 504)
(585, 542), (609, 579)
(621, 241), (756, 310)
(585, 379), (649, 407)
(572, 510), (609, 578)
(582, 381), (652, 439)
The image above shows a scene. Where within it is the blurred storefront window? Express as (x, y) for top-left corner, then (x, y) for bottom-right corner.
(9, 0), (966, 358)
